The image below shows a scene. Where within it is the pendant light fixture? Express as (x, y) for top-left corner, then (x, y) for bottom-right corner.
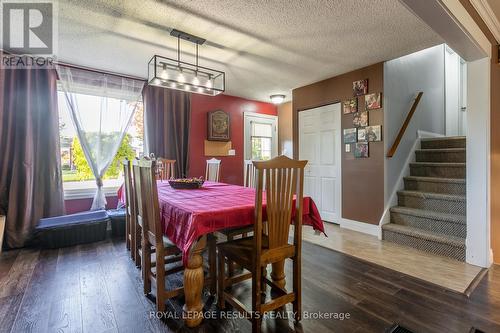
(148, 29), (225, 96)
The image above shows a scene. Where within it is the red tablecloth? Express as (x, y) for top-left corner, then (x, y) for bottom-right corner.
(118, 181), (325, 265)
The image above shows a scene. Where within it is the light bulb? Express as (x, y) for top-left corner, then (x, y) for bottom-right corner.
(160, 69), (168, 80)
(192, 76), (200, 86)
(206, 78), (213, 89)
(177, 72), (185, 83)
(197, 86), (204, 93)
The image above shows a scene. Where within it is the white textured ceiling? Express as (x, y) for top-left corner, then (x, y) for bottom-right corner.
(51, 0), (442, 102)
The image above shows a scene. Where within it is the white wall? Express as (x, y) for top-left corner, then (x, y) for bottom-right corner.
(445, 46), (461, 136)
(384, 44), (446, 203)
(466, 57), (491, 268)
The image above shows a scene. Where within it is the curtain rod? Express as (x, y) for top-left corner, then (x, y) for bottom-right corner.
(1, 49), (147, 82)
(56, 62), (147, 82)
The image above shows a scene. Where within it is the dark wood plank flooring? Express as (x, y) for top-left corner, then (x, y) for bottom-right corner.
(0, 237), (499, 333)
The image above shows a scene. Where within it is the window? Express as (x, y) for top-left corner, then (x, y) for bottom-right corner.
(58, 91), (144, 198)
(244, 113), (278, 162)
(251, 122), (273, 160)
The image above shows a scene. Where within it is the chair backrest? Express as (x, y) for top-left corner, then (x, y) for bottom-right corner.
(253, 155), (307, 252)
(244, 160), (256, 188)
(133, 158), (164, 250)
(205, 158), (221, 182)
(122, 159), (135, 219)
(157, 158), (176, 181)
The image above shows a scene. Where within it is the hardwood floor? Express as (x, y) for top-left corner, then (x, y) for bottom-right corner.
(299, 223), (483, 293)
(0, 236), (499, 333)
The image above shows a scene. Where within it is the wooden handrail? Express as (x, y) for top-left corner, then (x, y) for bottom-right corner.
(386, 92), (424, 158)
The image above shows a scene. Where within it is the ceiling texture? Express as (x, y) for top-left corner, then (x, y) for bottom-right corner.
(52, 0), (442, 102)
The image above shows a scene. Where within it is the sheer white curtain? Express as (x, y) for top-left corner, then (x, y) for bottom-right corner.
(57, 66), (144, 210)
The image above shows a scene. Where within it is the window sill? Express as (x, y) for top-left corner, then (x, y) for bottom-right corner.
(63, 179), (122, 200)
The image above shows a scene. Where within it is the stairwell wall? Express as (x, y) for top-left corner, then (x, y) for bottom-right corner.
(384, 45), (447, 205)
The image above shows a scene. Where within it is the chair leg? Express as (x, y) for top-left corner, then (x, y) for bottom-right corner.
(227, 234), (235, 277)
(218, 250), (226, 309)
(125, 215), (131, 250)
(293, 256), (301, 322)
(252, 265), (262, 333)
(208, 234), (217, 295)
(252, 317), (262, 333)
(134, 226), (142, 267)
(142, 241), (152, 295)
(156, 254), (166, 313)
(261, 265), (267, 295)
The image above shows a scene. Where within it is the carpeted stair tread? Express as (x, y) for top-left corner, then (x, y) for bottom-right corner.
(416, 148), (465, 153)
(409, 162), (465, 167)
(397, 190), (466, 215)
(421, 136), (466, 149)
(403, 176), (465, 184)
(390, 206), (465, 225)
(382, 223), (465, 248)
(421, 136), (465, 142)
(397, 190), (465, 202)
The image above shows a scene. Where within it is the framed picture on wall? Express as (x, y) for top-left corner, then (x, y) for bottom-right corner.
(353, 111), (368, 127)
(343, 128), (357, 144)
(353, 79), (368, 96)
(365, 92), (382, 110)
(207, 110), (230, 141)
(354, 142), (369, 158)
(343, 98), (358, 114)
(365, 125), (382, 142)
(357, 128), (366, 141)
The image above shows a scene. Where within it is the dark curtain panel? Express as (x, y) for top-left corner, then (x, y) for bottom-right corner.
(0, 65), (65, 249)
(143, 86), (191, 177)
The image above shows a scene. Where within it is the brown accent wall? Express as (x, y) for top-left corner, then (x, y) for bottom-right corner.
(459, 0), (500, 263)
(278, 101), (293, 157)
(292, 63), (384, 225)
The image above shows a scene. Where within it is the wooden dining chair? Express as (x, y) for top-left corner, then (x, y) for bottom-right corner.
(217, 155), (307, 333)
(205, 158), (221, 182)
(157, 158), (176, 181)
(122, 159), (141, 266)
(134, 158), (184, 312)
(244, 159), (256, 188)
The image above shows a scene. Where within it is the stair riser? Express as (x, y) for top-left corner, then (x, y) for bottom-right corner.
(421, 139), (466, 149)
(397, 195), (466, 215)
(390, 212), (466, 238)
(415, 151), (465, 163)
(382, 230), (465, 261)
(404, 179), (465, 195)
(410, 165), (465, 179)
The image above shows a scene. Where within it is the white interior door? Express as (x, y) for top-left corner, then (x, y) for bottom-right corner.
(299, 103), (341, 223)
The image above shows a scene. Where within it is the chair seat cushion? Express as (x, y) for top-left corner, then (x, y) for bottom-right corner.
(163, 235), (177, 249)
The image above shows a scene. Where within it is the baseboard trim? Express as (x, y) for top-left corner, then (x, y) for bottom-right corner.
(340, 218), (380, 237)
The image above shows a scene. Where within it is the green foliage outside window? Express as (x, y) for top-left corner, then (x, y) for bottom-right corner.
(71, 133), (135, 181)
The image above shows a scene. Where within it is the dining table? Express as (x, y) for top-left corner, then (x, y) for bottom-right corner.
(118, 180), (325, 327)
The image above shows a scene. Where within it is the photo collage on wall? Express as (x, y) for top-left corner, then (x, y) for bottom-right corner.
(342, 79), (382, 158)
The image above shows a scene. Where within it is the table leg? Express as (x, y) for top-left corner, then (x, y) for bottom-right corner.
(183, 236), (206, 327)
(271, 260), (286, 289)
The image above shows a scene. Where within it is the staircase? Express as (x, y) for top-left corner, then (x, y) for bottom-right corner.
(382, 136), (466, 261)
